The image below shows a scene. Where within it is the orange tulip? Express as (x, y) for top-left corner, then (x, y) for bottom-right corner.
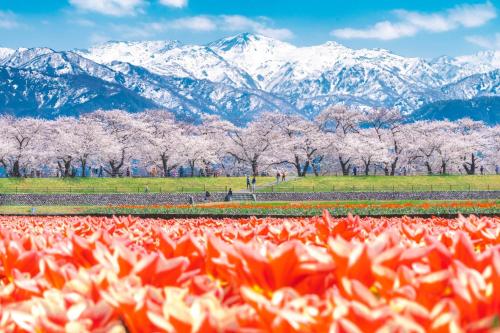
(0, 213), (499, 332)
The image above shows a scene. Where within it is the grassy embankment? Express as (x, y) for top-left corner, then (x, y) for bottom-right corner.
(0, 177), (271, 194)
(0, 175), (498, 193)
(263, 175), (500, 192)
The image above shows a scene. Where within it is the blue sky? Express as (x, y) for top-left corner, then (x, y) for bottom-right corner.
(0, 0), (498, 58)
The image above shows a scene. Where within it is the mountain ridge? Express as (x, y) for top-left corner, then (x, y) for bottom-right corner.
(0, 33), (499, 124)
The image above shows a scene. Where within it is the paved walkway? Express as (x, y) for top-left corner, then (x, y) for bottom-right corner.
(237, 175), (298, 193)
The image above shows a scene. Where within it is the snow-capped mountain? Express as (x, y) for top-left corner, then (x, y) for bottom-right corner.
(0, 44), (295, 124)
(108, 61), (296, 124)
(78, 40), (257, 89)
(0, 65), (156, 118)
(2, 48), (120, 83)
(210, 34), (445, 91)
(429, 52), (500, 84)
(77, 33), (500, 119)
(439, 69), (500, 100)
(0, 33), (499, 124)
(0, 47), (15, 62)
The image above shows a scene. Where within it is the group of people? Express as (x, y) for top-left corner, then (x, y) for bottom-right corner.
(246, 175), (257, 192)
(275, 171), (287, 183)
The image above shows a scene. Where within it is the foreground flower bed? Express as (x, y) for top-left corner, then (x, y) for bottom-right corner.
(0, 213), (499, 332)
(86, 200), (500, 216)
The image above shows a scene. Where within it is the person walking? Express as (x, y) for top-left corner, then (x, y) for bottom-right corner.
(251, 176), (256, 192)
(226, 188), (233, 201)
(282, 172), (286, 182)
(246, 175), (251, 190)
(276, 171), (280, 184)
(480, 165), (484, 175)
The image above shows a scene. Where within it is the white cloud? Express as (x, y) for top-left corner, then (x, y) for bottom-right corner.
(395, 11), (454, 32)
(448, 2), (497, 27)
(139, 15), (293, 39)
(169, 16), (216, 31)
(159, 0), (188, 8)
(253, 27), (294, 40)
(222, 15), (294, 40)
(222, 15), (256, 31)
(137, 16), (216, 34)
(331, 2), (496, 40)
(72, 18), (96, 27)
(110, 24), (153, 39)
(69, 0), (145, 16)
(333, 22), (417, 40)
(0, 11), (20, 29)
(466, 33), (500, 49)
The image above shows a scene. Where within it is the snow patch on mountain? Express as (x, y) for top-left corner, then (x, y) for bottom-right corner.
(0, 47), (15, 62)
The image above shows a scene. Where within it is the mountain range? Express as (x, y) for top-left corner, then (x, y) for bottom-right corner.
(0, 33), (499, 125)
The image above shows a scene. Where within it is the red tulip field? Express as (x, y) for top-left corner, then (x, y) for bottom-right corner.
(0, 213), (499, 332)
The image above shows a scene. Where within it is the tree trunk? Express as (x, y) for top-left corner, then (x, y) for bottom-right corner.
(425, 162), (433, 175)
(463, 153), (476, 175)
(109, 162), (121, 177)
(294, 155), (310, 177)
(312, 164), (320, 176)
(189, 161), (196, 177)
(312, 156), (323, 176)
(105, 149), (126, 178)
(339, 156), (351, 176)
(81, 159), (87, 177)
(12, 160), (21, 178)
(162, 155), (169, 177)
(294, 155), (302, 176)
(251, 159), (259, 177)
(203, 160), (211, 177)
(107, 159), (124, 177)
(390, 157), (398, 176)
(63, 159), (72, 178)
(300, 160), (310, 177)
(441, 161), (447, 175)
(363, 160), (370, 176)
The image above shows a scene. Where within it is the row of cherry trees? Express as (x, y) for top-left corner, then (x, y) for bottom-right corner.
(0, 107), (498, 178)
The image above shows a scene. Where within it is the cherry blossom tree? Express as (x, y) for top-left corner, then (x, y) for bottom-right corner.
(74, 117), (108, 177)
(352, 128), (386, 175)
(316, 105), (364, 134)
(484, 125), (500, 172)
(225, 113), (283, 176)
(85, 110), (142, 177)
(263, 114), (329, 177)
(137, 111), (185, 177)
(198, 115), (236, 176)
(0, 108), (497, 178)
(364, 108), (405, 176)
(0, 116), (46, 177)
(316, 105), (363, 176)
(454, 119), (487, 175)
(181, 134), (216, 177)
(48, 118), (83, 177)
